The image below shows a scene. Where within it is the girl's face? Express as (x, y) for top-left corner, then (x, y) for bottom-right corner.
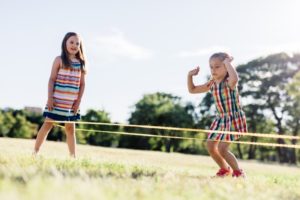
(210, 58), (227, 80)
(66, 35), (81, 56)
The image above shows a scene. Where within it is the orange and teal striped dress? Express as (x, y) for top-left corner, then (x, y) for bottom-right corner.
(43, 62), (82, 121)
(208, 78), (247, 141)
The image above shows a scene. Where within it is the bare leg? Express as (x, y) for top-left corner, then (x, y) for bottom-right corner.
(34, 118), (54, 154)
(206, 140), (229, 169)
(65, 122), (76, 158)
(218, 142), (240, 170)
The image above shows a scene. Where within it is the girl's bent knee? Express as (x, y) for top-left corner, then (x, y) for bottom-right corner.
(218, 146), (233, 157)
(206, 142), (218, 153)
(206, 140), (217, 148)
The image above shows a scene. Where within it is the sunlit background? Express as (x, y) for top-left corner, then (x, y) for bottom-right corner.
(1, 0), (300, 122)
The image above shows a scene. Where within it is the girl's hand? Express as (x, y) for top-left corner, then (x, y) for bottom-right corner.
(223, 56), (234, 65)
(188, 66), (200, 76)
(47, 98), (54, 111)
(72, 100), (81, 114)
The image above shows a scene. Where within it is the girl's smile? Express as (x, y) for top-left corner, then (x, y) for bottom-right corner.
(66, 36), (81, 55)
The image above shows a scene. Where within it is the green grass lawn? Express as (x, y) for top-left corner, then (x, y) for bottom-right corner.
(0, 138), (299, 200)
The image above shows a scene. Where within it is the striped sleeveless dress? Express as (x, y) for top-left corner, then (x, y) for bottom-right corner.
(43, 62), (82, 121)
(207, 78), (247, 141)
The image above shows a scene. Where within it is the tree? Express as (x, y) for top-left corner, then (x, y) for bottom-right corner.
(241, 104), (275, 160)
(286, 71), (300, 163)
(237, 53), (300, 163)
(79, 109), (119, 147)
(124, 92), (195, 152)
(8, 114), (36, 138)
(0, 109), (16, 137)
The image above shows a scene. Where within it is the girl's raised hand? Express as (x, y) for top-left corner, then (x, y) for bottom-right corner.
(188, 66), (200, 76)
(223, 56), (234, 64)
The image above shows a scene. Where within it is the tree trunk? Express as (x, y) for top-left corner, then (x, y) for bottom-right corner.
(290, 120), (299, 164)
(269, 102), (288, 163)
(276, 120), (289, 163)
(165, 138), (171, 153)
(237, 144), (243, 159)
(248, 137), (257, 159)
(276, 138), (288, 163)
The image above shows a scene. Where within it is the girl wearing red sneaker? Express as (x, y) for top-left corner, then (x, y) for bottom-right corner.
(187, 52), (247, 178)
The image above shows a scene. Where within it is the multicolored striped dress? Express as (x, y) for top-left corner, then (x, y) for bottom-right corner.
(43, 62), (82, 121)
(207, 78), (247, 141)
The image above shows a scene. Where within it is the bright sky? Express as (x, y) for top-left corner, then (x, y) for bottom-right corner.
(1, 0), (300, 122)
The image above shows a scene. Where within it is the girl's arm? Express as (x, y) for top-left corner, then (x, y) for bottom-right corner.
(187, 66), (210, 94)
(224, 57), (238, 89)
(47, 56), (61, 111)
(73, 72), (86, 114)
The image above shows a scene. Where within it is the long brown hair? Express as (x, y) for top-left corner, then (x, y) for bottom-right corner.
(61, 32), (86, 73)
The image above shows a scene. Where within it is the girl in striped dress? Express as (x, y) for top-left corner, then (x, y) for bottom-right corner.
(187, 52), (247, 178)
(33, 32), (87, 158)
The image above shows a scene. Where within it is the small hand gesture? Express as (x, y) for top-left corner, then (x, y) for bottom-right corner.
(223, 56), (234, 65)
(188, 66), (200, 76)
(72, 100), (81, 114)
(47, 98), (54, 111)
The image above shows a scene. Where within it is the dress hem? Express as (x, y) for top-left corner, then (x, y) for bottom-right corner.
(43, 112), (80, 121)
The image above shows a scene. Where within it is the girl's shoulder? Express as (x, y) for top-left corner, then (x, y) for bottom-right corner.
(53, 56), (63, 67)
(223, 77), (238, 91)
(207, 79), (215, 90)
(54, 55), (62, 61)
(210, 78), (236, 90)
(50, 56), (63, 71)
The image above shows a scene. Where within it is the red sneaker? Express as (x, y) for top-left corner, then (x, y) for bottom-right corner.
(232, 169), (246, 178)
(215, 168), (231, 177)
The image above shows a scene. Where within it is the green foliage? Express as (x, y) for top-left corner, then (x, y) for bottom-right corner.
(0, 110), (16, 137)
(237, 53), (300, 163)
(288, 71), (300, 94)
(123, 92), (196, 152)
(8, 114), (37, 138)
(285, 71), (300, 163)
(0, 109), (37, 138)
(79, 109), (119, 147)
